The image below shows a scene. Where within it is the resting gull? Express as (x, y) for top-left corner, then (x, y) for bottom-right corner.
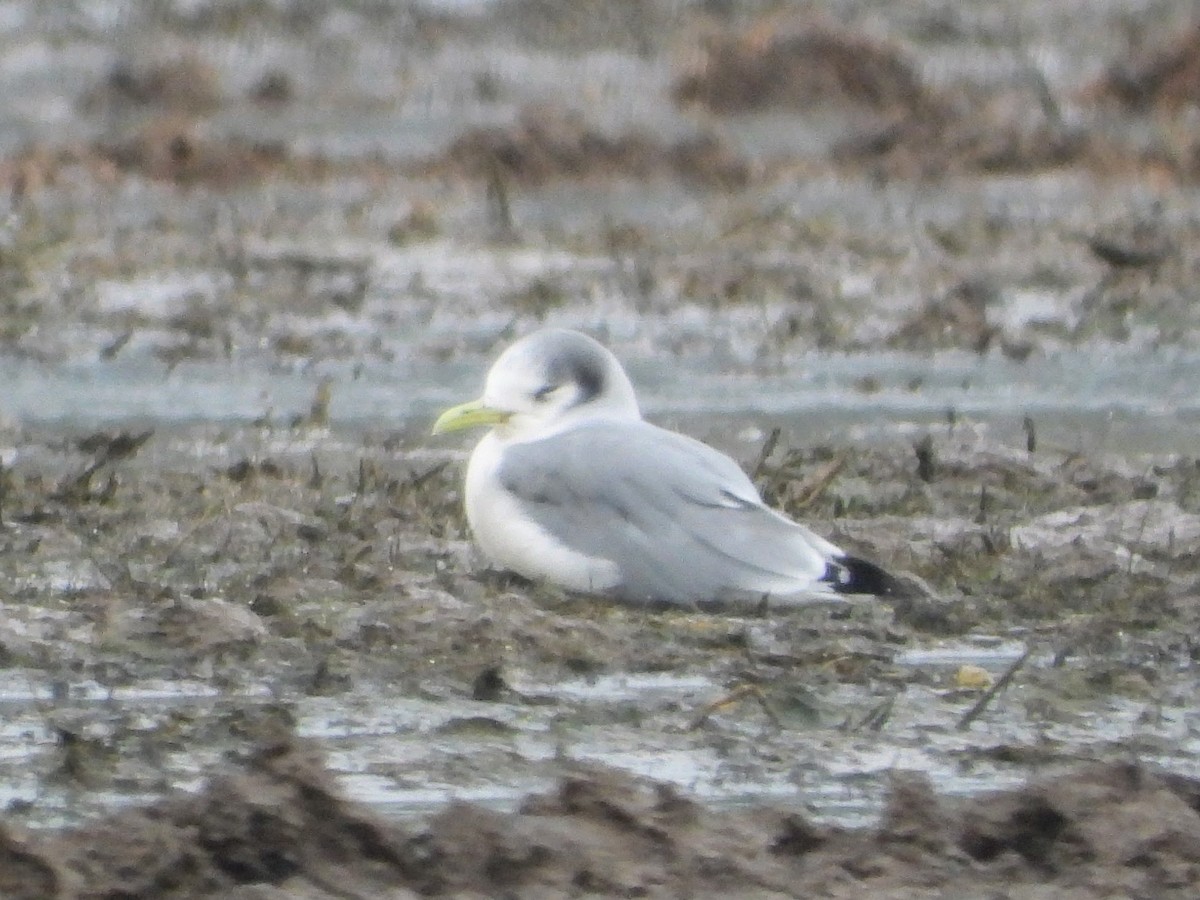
(433, 328), (899, 608)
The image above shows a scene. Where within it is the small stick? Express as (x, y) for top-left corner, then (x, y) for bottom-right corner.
(792, 452), (848, 509)
(914, 434), (936, 482)
(688, 683), (779, 730)
(956, 647), (1032, 731)
(53, 430), (154, 500)
(850, 693), (896, 733)
(750, 427), (781, 481)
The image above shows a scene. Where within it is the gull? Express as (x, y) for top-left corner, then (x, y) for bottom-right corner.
(433, 328), (899, 608)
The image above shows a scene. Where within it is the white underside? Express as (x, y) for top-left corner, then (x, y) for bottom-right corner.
(464, 432), (621, 593)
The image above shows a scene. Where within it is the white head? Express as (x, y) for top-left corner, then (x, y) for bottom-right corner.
(433, 329), (641, 442)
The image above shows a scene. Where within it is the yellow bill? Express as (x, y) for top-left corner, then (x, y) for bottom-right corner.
(431, 399), (511, 434)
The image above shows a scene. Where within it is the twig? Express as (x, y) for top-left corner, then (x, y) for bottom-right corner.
(956, 647), (1032, 731)
(792, 452), (848, 509)
(52, 430), (154, 501)
(688, 683), (779, 730)
(1011, 35), (1063, 128)
(750, 427), (781, 481)
(850, 692), (896, 733)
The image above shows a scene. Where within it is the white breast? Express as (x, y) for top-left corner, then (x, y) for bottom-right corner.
(464, 433), (621, 593)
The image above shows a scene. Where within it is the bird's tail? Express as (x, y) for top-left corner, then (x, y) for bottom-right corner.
(825, 555), (905, 597)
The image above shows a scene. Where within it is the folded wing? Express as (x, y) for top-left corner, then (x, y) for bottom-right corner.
(496, 420), (846, 606)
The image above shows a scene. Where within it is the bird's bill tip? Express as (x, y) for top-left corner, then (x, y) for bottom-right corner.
(431, 399), (511, 435)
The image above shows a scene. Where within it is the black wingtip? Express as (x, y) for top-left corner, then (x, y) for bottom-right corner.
(825, 555), (905, 597)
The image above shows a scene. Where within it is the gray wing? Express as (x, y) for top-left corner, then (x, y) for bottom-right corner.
(496, 420), (843, 606)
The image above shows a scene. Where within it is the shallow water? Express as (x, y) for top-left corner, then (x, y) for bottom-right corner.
(4, 639), (1197, 831)
(4, 344), (1199, 454)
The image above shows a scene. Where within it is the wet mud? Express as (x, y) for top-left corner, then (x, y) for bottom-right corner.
(2, 737), (1199, 899)
(2, 1), (1200, 897)
(433, 108), (750, 188)
(1, 420), (1198, 898)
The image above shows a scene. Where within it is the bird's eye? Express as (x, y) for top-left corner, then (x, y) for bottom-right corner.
(532, 384), (557, 402)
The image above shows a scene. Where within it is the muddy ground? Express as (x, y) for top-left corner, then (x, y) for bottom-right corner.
(2, 0), (1200, 897)
(4, 737), (1200, 899)
(1, 419), (1200, 897)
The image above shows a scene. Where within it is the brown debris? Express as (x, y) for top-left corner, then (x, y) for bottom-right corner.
(888, 277), (1000, 353)
(94, 117), (290, 185)
(249, 70), (295, 106)
(670, 21), (1116, 181)
(1086, 205), (1177, 270)
(832, 106), (1098, 179)
(2, 741), (1200, 899)
(433, 106), (750, 187)
(1086, 25), (1200, 112)
(79, 56), (223, 115)
(674, 24), (941, 116)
